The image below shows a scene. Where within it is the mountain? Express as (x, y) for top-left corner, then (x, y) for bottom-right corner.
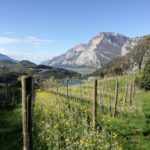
(121, 37), (143, 56)
(42, 43), (86, 66)
(43, 32), (142, 74)
(0, 53), (17, 63)
(92, 35), (150, 76)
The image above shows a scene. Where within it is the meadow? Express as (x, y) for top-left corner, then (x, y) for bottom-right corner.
(34, 75), (150, 150)
(0, 83), (22, 150)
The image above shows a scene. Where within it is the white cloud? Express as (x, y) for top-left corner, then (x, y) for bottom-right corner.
(13, 52), (51, 64)
(3, 32), (16, 35)
(22, 36), (55, 47)
(0, 48), (9, 54)
(0, 37), (19, 44)
(0, 35), (55, 47)
(0, 34), (55, 63)
(0, 48), (52, 64)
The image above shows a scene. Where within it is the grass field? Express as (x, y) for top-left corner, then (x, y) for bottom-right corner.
(34, 75), (150, 150)
(0, 74), (149, 150)
(0, 84), (22, 150)
(0, 105), (22, 150)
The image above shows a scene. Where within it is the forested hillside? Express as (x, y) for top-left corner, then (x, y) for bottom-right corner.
(92, 36), (150, 76)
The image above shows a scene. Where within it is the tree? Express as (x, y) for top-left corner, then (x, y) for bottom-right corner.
(144, 59), (150, 74)
(112, 66), (123, 76)
(138, 60), (150, 91)
(99, 71), (104, 78)
(131, 45), (146, 70)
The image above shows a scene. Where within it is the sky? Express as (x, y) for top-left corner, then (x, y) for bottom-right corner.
(0, 0), (150, 64)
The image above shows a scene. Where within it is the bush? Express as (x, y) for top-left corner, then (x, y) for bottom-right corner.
(99, 71), (105, 78)
(112, 66), (123, 76)
(137, 60), (150, 91)
(139, 74), (150, 91)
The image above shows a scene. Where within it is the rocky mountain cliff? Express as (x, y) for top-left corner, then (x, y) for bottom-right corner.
(42, 32), (143, 72)
(92, 35), (150, 76)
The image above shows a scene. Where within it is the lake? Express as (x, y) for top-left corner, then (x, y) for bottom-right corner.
(58, 80), (82, 87)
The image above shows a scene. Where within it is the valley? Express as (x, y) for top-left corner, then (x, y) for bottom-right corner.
(0, 33), (149, 150)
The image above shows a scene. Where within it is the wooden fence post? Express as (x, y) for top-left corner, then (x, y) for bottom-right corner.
(56, 81), (58, 94)
(109, 95), (112, 116)
(21, 76), (33, 150)
(99, 81), (104, 113)
(66, 80), (69, 99)
(132, 83), (136, 101)
(80, 81), (82, 101)
(124, 84), (128, 106)
(12, 84), (15, 105)
(5, 83), (8, 107)
(93, 79), (98, 129)
(52, 82), (54, 92)
(87, 81), (89, 99)
(129, 84), (133, 106)
(113, 82), (119, 118)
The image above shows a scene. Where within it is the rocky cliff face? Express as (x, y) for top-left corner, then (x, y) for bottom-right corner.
(42, 32), (130, 68)
(92, 35), (150, 76)
(121, 37), (143, 56)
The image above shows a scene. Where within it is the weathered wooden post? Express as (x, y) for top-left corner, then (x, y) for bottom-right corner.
(129, 84), (133, 106)
(87, 115), (91, 131)
(80, 81), (82, 101)
(52, 82), (54, 92)
(56, 81), (58, 94)
(66, 79), (69, 99)
(109, 95), (112, 116)
(87, 81), (89, 99)
(5, 83), (8, 107)
(99, 81), (104, 113)
(21, 76), (33, 150)
(132, 83), (136, 101)
(93, 79), (98, 129)
(12, 84), (15, 105)
(113, 81), (119, 118)
(124, 84), (128, 106)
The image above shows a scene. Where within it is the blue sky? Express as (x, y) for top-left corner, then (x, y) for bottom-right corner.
(0, 0), (150, 64)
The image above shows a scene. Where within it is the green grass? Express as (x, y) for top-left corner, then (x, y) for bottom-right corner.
(99, 78), (150, 150)
(138, 91), (150, 149)
(0, 105), (22, 150)
(35, 74), (150, 149)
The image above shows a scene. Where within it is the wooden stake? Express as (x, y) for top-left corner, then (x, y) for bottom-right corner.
(129, 84), (133, 106)
(99, 81), (103, 113)
(66, 80), (69, 99)
(124, 84), (128, 106)
(21, 76), (33, 150)
(5, 83), (8, 107)
(56, 81), (58, 94)
(93, 79), (98, 129)
(80, 81), (82, 102)
(113, 82), (119, 118)
(109, 95), (112, 116)
(132, 83), (136, 101)
(12, 85), (15, 105)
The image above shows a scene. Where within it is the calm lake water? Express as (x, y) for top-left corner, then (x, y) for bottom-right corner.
(58, 80), (82, 87)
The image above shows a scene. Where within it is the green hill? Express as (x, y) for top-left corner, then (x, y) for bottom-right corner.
(0, 60), (80, 83)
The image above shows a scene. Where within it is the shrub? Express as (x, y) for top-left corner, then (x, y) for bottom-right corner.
(137, 60), (150, 91)
(139, 74), (150, 91)
(112, 66), (123, 76)
(99, 71), (105, 78)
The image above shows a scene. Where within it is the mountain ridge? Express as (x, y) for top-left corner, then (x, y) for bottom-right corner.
(0, 53), (17, 63)
(92, 35), (150, 76)
(42, 32), (143, 73)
